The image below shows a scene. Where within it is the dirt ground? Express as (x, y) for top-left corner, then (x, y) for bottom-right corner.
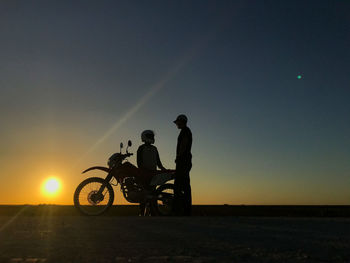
(0, 210), (349, 262)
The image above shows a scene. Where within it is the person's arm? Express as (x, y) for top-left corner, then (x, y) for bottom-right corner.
(155, 148), (166, 171)
(176, 136), (189, 162)
(137, 146), (143, 168)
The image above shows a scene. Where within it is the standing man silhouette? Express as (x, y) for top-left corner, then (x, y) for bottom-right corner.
(173, 114), (192, 216)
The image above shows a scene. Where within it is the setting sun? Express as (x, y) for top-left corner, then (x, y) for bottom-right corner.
(42, 177), (62, 196)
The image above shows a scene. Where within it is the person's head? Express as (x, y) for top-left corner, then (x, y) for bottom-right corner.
(173, 114), (188, 129)
(141, 130), (155, 144)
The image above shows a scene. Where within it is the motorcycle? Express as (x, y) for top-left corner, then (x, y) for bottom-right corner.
(73, 140), (175, 216)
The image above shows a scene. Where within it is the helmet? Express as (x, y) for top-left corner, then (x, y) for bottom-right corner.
(141, 130), (155, 144)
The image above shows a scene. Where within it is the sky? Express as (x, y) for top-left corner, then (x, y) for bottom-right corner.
(0, 0), (349, 205)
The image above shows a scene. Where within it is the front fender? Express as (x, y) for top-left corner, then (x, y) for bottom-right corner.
(82, 166), (110, 174)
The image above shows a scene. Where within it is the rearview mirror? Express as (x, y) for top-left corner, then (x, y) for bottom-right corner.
(128, 140), (132, 147)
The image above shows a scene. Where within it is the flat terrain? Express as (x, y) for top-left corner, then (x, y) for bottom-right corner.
(0, 206), (350, 262)
(1, 205), (350, 217)
(0, 206), (349, 262)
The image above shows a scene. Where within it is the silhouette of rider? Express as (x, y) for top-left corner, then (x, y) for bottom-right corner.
(173, 114), (192, 216)
(137, 130), (166, 216)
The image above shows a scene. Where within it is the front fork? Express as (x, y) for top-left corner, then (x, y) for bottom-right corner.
(97, 172), (114, 196)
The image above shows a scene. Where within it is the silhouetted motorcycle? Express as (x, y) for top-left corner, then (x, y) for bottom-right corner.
(74, 140), (175, 216)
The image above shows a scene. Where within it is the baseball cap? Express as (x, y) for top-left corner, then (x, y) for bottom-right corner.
(173, 114), (188, 123)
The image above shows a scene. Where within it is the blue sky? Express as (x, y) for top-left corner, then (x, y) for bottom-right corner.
(0, 0), (349, 204)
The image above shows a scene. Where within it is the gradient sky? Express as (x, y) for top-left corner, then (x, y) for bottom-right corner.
(1, 0), (349, 205)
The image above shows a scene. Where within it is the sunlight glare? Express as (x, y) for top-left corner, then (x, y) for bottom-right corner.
(42, 177), (61, 196)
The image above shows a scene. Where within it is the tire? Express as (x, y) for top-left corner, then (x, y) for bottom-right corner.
(153, 184), (175, 216)
(74, 177), (114, 216)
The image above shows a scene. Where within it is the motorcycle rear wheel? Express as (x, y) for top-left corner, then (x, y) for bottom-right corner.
(74, 177), (114, 216)
(154, 183), (175, 216)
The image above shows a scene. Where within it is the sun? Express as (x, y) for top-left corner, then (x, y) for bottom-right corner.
(42, 177), (62, 196)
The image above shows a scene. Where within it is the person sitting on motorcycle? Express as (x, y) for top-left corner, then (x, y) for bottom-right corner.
(137, 130), (167, 180)
(137, 130), (166, 215)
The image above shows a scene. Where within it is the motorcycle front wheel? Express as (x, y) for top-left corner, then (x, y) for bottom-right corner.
(74, 177), (114, 216)
(154, 183), (175, 216)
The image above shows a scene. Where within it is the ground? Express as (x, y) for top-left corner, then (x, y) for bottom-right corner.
(0, 209), (349, 262)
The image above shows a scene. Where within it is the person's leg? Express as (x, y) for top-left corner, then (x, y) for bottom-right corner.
(139, 202), (145, 216)
(174, 160), (191, 215)
(173, 174), (182, 215)
(182, 171), (192, 216)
